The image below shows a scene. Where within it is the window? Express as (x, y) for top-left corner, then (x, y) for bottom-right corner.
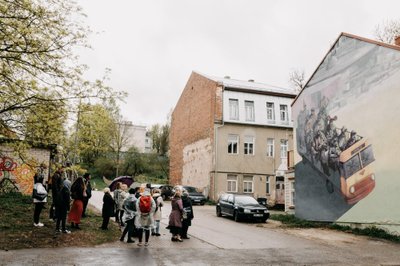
(228, 134), (239, 154)
(229, 99), (239, 120)
(245, 101), (255, 121)
(266, 176), (270, 194)
(243, 176), (253, 193)
(280, 104), (289, 124)
(280, 139), (288, 158)
(267, 138), (274, 157)
(227, 175), (238, 192)
(266, 102), (275, 123)
(244, 136), (254, 155)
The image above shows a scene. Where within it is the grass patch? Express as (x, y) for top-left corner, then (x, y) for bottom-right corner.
(0, 192), (120, 250)
(270, 214), (329, 228)
(91, 177), (108, 191)
(271, 214), (400, 243)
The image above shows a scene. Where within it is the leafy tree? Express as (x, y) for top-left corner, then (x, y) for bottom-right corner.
(149, 122), (170, 156)
(120, 147), (147, 177)
(72, 103), (115, 168)
(24, 93), (67, 146)
(374, 19), (400, 44)
(0, 0), (124, 142)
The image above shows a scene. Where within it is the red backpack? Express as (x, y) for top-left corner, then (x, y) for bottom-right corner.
(139, 195), (151, 213)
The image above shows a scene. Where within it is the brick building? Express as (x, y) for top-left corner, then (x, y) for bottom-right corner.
(170, 72), (296, 202)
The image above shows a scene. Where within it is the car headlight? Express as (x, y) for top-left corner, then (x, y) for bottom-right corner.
(264, 209), (269, 213)
(244, 209), (251, 213)
(350, 186), (355, 194)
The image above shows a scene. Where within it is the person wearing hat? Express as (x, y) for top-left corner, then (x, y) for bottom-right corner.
(100, 187), (115, 230)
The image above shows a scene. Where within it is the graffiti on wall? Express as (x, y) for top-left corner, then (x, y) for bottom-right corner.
(0, 156), (36, 194)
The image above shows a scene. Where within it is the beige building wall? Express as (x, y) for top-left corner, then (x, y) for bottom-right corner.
(213, 123), (293, 202)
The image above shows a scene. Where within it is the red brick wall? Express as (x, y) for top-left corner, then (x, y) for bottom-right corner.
(169, 72), (222, 185)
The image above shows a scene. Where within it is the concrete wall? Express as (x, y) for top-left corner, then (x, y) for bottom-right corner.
(292, 34), (400, 234)
(182, 138), (213, 191)
(0, 145), (51, 194)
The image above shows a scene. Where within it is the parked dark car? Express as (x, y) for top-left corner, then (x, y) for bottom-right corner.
(160, 185), (174, 200)
(169, 185), (207, 205)
(216, 193), (270, 222)
(182, 186), (207, 205)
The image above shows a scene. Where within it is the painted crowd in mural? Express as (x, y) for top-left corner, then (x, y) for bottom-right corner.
(293, 34), (400, 230)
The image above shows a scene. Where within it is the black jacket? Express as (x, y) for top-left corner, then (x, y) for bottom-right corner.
(102, 193), (115, 218)
(182, 195), (194, 221)
(55, 186), (70, 212)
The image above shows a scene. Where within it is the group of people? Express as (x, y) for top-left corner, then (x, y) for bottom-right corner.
(101, 183), (194, 246)
(297, 99), (361, 176)
(32, 164), (92, 234)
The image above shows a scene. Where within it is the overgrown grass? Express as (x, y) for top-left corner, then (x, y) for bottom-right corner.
(0, 192), (120, 250)
(271, 214), (400, 243)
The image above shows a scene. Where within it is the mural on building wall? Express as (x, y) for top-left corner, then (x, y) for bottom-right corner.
(0, 155), (38, 195)
(293, 34), (400, 225)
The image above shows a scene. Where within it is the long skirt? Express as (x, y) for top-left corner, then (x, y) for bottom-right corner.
(68, 199), (83, 224)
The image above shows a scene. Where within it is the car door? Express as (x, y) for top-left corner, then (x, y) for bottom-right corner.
(226, 194), (235, 216)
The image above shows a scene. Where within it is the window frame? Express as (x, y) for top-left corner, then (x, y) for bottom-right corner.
(245, 100), (255, 122)
(280, 139), (288, 159)
(227, 175), (238, 193)
(244, 135), (255, 155)
(228, 134), (239, 154)
(266, 102), (275, 123)
(243, 176), (253, 193)
(267, 138), (274, 157)
(280, 104), (289, 124)
(229, 99), (239, 120)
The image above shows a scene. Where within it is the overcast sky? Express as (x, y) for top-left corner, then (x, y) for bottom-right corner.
(75, 0), (400, 126)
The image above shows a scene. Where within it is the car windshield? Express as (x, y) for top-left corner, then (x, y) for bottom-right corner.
(360, 145), (375, 167)
(235, 196), (258, 205)
(343, 154), (362, 179)
(184, 186), (198, 193)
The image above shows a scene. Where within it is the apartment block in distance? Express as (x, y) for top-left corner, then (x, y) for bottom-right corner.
(170, 71), (297, 203)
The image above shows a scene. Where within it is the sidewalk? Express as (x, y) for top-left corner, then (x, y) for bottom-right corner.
(89, 191), (212, 249)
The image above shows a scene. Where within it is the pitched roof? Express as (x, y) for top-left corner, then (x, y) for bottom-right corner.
(292, 32), (400, 105)
(195, 71), (297, 97)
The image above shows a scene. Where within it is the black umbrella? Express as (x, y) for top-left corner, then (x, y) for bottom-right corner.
(108, 176), (134, 191)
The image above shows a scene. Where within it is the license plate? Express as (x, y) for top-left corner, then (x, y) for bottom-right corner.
(194, 200), (200, 202)
(254, 214), (263, 217)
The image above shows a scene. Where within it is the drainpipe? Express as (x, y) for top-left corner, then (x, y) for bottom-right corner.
(213, 83), (224, 201)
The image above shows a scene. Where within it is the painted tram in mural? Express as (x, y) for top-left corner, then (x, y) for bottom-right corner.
(296, 97), (375, 205)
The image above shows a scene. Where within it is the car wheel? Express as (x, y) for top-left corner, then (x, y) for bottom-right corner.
(234, 211), (240, 222)
(216, 207), (222, 217)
